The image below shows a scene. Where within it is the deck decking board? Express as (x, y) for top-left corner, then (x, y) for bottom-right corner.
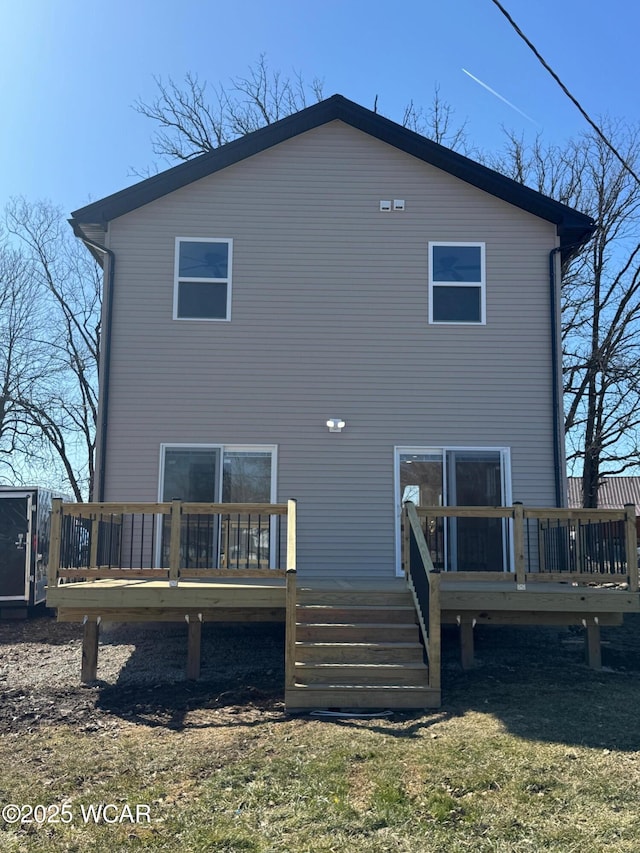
(47, 572), (640, 698)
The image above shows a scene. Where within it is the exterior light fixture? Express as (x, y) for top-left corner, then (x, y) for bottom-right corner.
(326, 418), (346, 433)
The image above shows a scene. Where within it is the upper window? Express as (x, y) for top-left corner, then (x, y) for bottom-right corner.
(174, 238), (232, 320)
(429, 242), (485, 324)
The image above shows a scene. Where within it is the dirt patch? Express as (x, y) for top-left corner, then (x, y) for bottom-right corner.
(2, 612), (640, 738)
(0, 616), (286, 734)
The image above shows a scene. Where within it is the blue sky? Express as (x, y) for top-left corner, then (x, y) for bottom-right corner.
(0, 0), (636, 216)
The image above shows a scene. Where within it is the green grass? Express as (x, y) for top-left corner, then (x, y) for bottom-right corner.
(2, 623), (640, 851)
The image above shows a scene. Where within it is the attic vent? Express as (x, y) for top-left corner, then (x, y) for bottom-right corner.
(393, 199), (405, 211)
(379, 200), (391, 212)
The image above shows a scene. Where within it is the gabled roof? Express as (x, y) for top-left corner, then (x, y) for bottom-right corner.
(71, 94), (595, 255)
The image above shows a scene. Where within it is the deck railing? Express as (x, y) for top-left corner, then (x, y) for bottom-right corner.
(402, 502), (441, 692)
(409, 504), (639, 591)
(48, 499), (295, 585)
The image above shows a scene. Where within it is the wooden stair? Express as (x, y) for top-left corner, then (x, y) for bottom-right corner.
(285, 583), (440, 710)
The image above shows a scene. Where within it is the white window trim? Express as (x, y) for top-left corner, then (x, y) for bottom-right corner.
(173, 237), (233, 322)
(157, 443), (278, 568)
(394, 445), (512, 576)
(158, 443), (278, 503)
(428, 241), (486, 325)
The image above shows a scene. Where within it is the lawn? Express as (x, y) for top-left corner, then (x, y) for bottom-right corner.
(1, 620), (640, 852)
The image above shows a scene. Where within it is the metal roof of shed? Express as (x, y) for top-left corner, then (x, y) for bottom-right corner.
(567, 476), (640, 512)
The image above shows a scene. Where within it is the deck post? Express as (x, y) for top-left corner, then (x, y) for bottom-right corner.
(624, 504), (638, 591)
(186, 614), (202, 680)
(459, 616), (475, 669)
(286, 499), (297, 572)
(89, 514), (100, 569)
(402, 504), (410, 578)
(513, 503), (525, 586)
(428, 572), (441, 691)
(285, 569), (297, 691)
(584, 618), (602, 670)
(285, 499), (297, 693)
(169, 499), (182, 585)
(49, 498), (63, 588)
(81, 617), (100, 683)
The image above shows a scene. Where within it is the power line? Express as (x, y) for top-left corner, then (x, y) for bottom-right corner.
(489, 0), (640, 188)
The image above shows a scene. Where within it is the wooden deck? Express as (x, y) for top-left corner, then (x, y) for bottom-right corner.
(44, 498), (640, 707)
(49, 576), (287, 622)
(440, 576), (639, 614)
(438, 575), (639, 670)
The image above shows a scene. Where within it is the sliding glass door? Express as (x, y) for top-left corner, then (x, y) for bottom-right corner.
(398, 447), (510, 572)
(220, 450), (273, 568)
(160, 445), (276, 569)
(448, 450), (505, 573)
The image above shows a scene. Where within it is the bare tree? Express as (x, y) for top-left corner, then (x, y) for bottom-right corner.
(0, 238), (52, 480)
(489, 123), (640, 506)
(402, 85), (469, 153)
(5, 200), (101, 500)
(133, 55), (325, 166)
(133, 58), (469, 169)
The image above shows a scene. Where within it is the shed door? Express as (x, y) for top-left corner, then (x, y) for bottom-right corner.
(0, 494), (31, 601)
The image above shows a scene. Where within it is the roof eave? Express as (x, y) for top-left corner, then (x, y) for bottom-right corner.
(69, 219), (108, 265)
(69, 94), (596, 247)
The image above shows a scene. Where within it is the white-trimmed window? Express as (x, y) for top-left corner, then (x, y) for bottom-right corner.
(174, 238), (232, 320)
(395, 445), (512, 574)
(429, 242), (485, 324)
(159, 444), (278, 568)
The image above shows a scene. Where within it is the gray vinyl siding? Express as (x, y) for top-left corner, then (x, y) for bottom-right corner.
(102, 120), (559, 577)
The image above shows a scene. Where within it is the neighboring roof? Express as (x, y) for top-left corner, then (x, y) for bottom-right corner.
(70, 94), (595, 256)
(567, 476), (640, 512)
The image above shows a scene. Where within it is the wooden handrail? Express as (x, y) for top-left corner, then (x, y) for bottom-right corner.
(416, 506), (515, 519)
(416, 505), (629, 522)
(524, 507), (627, 521)
(61, 502), (171, 516)
(57, 501), (288, 517)
(403, 502), (441, 693)
(183, 502), (288, 515)
(405, 502), (437, 573)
